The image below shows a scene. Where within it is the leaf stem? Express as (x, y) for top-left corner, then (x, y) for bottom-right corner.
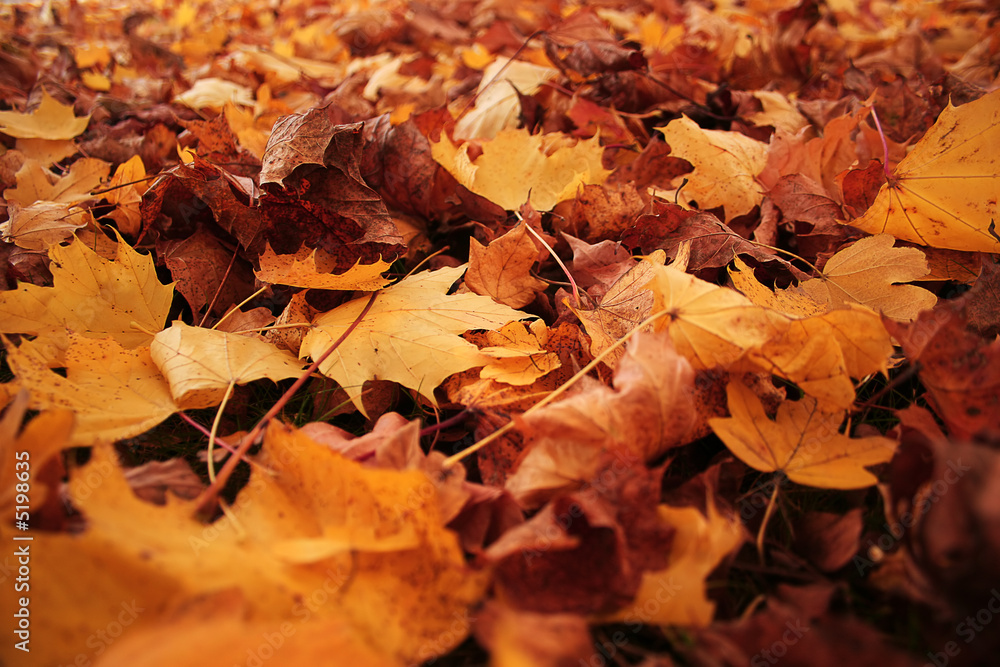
(869, 108), (893, 180)
(192, 290), (378, 517)
(442, 303), (670, 467)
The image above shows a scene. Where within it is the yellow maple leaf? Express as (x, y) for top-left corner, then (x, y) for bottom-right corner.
(472, 320), (560, 386)
(709, 380), (897, 489)
(644, 262), (787, 369)
(0, 424), (487, 666)
(431, 127), (610, 211)
(0, 90), (91, 140)
(4, 157), (109, 206)
(656, 115), (768, 221)
(255, 244), (392, 291)
(797, 234), (937, 320)
(3, 335), (179, 445)
(150, 322), (305, 409)
(0, 234), (173, 359)
(849, 88), (1000, 253)
(599, 492), (745, 628)
(301, 265), (531, 414)
(105, 154), (147, 236)
(0, 394), (74, 522)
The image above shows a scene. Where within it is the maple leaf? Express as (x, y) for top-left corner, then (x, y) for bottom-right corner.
(0, 423), (487, 666)
(0, 201), (92, 250)
(301, 265), (531, 414)
(255, 243), (392, 291)
(472, 320), (561, 386)
(0, 394), (73, 522)
(599, 475), (745, 627)
(3, 334), (179, 445)
(104, 154), (147, 236)
(431, 128), (610, 211)
(150, 322), (305, 409)
(465, 222), (548, 308)
(453, 56), (558, 140)
(656, 115), (768, 221)
(4, 157), (109, 206)
(709, 380), (896, 489)
(797, 234), (937, 320)
(0, 234), (173, 359)
(572, 250), (665, 367)
(644, 262), (787, 370)
(0, 90), (91, 139)
(505, 331), (698, 507)
(849, 89), (1000, 253)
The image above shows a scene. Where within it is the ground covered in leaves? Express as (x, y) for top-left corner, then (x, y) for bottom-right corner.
(1, 0), (999, 665)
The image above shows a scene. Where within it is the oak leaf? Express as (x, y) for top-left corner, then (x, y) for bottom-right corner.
(301, 265), (531, 414)
(0, 90), (91, 140)
(656, 115), (768, 221)
(709, 380), (896, 489)
(849, 89), (1000, 253)
(150, 321), (305, 409)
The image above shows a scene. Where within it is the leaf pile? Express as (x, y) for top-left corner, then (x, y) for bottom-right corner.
(1, 1), (1000, 666)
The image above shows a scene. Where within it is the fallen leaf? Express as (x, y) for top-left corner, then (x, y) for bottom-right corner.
(849, 89), (1000, 253)
(0, 201), (92, 250)
(301, 265), (530, 414)
(465, 222), (548, 308)
(709, 380), (896, 489)
(255, 243), (392, 291)
(0, 90), (91, 140)
(798, 234), (937, 320)
(600, 474), (745, 628)
(150, 321), (305, 409)
(506, 331), (698, 507)
(0, 234), (173, 358)
(0, 422), (487, 666)
(644, 262), (787, 370)
(3, 334), (179, 445)
(656, 115), (768, 221)
(431, 128), (610, 211)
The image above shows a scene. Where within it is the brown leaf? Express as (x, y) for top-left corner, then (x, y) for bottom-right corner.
(466, 222), (548, 308)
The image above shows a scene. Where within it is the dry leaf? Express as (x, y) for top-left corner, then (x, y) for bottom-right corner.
(255, 243), (392, 291)
(150, 321), (305, 409)
(709, 380), (896, 489)
(301, 265), (530, 414)
(465, 222), (548, 308)
(656, 115), (768, 221)
(0, 90), (91, 139)
(431, 128), (610, 211)
(849, 89), (1000, 253)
